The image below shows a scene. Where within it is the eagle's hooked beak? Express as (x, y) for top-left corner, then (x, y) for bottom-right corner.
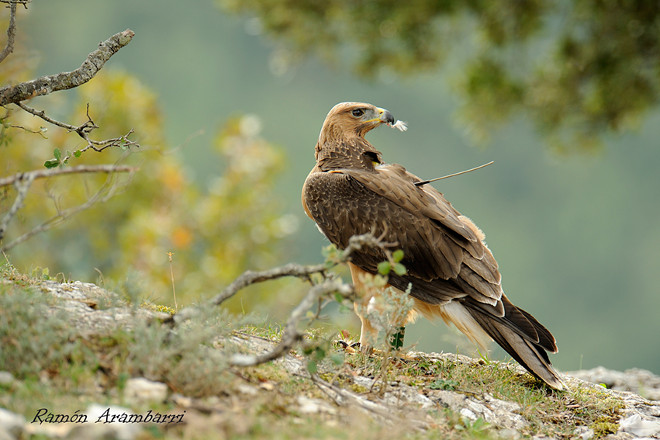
(378, 107), (408, 132)
(377, 108), (395, 125)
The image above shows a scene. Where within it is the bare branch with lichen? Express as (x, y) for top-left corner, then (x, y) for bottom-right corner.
(0, 172), (33, 243)
(0, 0), (28, 64)
(169, 232), (399, 368)
(0, 165), (136, 251)
(16, 102), (139, 160)
(0, 164), (137, 188)
(0, 11), (138, 253)
(209, 231), (396, 308)
(171, 232), (396, 325)
(0, 28), (134, 106)
(229, 277), (353, 367)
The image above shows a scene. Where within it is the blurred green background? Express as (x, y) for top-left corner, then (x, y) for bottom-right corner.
(5, 0), (659, 374)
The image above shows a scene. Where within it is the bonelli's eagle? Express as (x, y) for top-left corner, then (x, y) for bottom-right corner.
(302, 102), (564, 389)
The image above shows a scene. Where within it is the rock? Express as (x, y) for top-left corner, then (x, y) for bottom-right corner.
(65, 404), (141, 440)
(38, 280), (168, 336)
(0, 371), (14, 386)
(236, 383), (259, 396)
(619, 414), (660, 437)
(124, 377), (168, 405)
(567, 366), (660, 401)
(574, 425), (595, 439)
(0, 408), (25, 440)
(429, 389), (527, 432)
(297, 396), (337, 415)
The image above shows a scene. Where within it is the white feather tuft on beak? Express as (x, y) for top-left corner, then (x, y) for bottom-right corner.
(391, 120), (408, 132)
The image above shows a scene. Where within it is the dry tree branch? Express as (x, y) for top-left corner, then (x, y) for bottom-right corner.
(0, 28), (134, 106)
(0, 0), (27, 64)
(0, 19), (138, 252)
(15, 101), (82, 132)
(0, 165), (136, 252)
(0, 164), (137, 188)
(229, 278), (353, 367)
(209, 262), (329, 307)
(15, 102), (138, 157)
(0, 171), (33, 242)
(168, 232), (398, 368)
(0, 166), (137, 243)
(172, 232), (398, 322)
(209, 232), (396, 308)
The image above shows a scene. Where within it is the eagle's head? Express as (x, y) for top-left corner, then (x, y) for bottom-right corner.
(319, 102), (403, 142)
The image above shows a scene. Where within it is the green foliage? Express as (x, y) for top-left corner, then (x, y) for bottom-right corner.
(0, 276), (253, 410)
(377, 249), (406, 276)
(221, 0), (660, 150)
(0, 286), (76, 378)
(430, 378), (459, 391)
(43, 148), (64, 168)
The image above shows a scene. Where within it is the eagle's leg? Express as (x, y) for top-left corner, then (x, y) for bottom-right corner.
(348, 299), (375, 354)
(349, 263), (381, 352)
(349, 263), (411, 352)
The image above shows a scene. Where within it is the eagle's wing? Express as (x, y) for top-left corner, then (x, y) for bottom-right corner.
(304, 165), (502, 306)
(303, 165), (558, 354)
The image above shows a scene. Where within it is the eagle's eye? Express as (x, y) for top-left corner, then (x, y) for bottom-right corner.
(351, 108), (364, 117)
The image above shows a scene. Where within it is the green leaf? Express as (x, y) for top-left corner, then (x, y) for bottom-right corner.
(53, 148), (61, 160)
(393, 263), (407, 276)
(429, 379), (459, 391)
(306, 360), (318, 374)
(392, 249), (404, 262)
(73, 150), (82, 158)
(377, 261), (391, 275)
(44, 159), (60, 168)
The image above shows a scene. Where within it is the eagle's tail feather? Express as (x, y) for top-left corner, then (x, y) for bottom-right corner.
(466, 304), (565, 390)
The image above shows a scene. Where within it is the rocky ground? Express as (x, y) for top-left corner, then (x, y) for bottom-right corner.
(1, 278), (659, 440)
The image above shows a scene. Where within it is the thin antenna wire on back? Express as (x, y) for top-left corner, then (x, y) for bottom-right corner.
(414, 161), (494, 187)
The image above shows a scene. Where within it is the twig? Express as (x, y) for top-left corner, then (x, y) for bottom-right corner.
(210, 262), (329, 307)
(0, 164), (137, 188)
(166, 232), (398, 368)
(0, 0), (26, 64)
(414, 161), (494, 187)
(0, 166), (134, 252)
(7, 124), (47, 136)
(15, 102), (138, 157)
(170, 232), (395, 326)
(0, 28), (134, 106)
(229, 278), (353, 367)
(0, 172), (34, 241)
(15, 101), (82, 132)
(209, 232), (396, 308)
